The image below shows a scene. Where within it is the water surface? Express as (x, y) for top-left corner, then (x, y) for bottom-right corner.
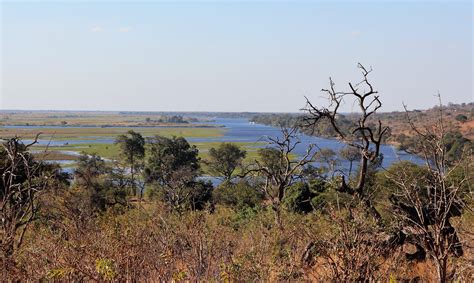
(13, 118), (423, 171)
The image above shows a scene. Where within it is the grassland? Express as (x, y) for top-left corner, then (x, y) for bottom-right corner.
(33, 141), (265, 162)
(32, 141), (268, 175)
(0, 126), (223, 140)
(3, 111), (294, 173)
(1, 117), (239, 172)
(0, 110), (212, 127)
(33, 151), (80, 161)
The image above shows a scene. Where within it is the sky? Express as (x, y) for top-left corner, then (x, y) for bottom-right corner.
(1, 1), (472, 112)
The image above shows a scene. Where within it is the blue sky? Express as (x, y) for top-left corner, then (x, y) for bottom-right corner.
(1, 1), (472, 112)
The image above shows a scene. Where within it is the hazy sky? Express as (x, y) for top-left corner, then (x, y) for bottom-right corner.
(1, 1), (472, 112)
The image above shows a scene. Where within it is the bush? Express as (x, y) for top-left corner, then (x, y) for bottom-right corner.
(443, 131), (472, 161)
(455, 114), (468, 123)
(188, 180), (214, 210)
(213, 181), (263, 210)
(148, 180), (213, 211)
(283, 179), (329, 213)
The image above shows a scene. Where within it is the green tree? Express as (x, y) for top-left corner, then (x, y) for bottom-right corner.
(213, 180), (262, 210)
(315, 148), (339, 177)
(443, 131), (472, 162)
(145, 136), (200, 183)
(282, 179), (328, 214)
(115, 130), (145, 197)
(74, 153), (127, 212)
(206, 143), (246, 181)
(187, 180), (213, 210)
(144, 136), (210, 211)
(249, 128), (316, 228)
(339, 146), (361, 178)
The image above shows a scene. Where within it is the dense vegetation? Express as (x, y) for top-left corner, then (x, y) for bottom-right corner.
(1, 67), (472, 281)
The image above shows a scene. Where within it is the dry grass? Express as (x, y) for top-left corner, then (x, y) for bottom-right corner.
(12, 197), (474, 281)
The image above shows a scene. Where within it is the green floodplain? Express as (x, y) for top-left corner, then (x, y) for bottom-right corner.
(0, 126), (224, 140)
(33, 141), (265, 163)
(1, 125), (268, 172)
(0, 110), (305, 177)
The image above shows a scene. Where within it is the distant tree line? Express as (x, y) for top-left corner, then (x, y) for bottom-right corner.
(144, 115), (198, 124)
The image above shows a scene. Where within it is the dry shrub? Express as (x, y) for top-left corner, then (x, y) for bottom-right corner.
(305, 205), (396, 281)
(12, 194), (474, 281)
(15, 197), (322, 281)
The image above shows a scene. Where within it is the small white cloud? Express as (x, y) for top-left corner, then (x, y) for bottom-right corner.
(90, 26), (104, 33)
(119, 27), (132, 33)
(350, 31), (361, 38)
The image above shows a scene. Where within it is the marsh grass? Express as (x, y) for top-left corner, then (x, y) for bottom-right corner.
(0, 126), (224, 139)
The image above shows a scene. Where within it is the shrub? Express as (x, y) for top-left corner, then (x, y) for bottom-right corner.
(455, 114), (468, 123)
(213, 180), (263, 210)
(148, 180), (213, 211)
(283, 179), (329, 213)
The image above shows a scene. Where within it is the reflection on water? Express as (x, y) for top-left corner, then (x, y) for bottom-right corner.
(44, 160), (75, 166)
(23, 138), (116, 146)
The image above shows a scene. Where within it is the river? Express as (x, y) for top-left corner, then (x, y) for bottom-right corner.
(19, 118), (422, 174)
(193, 118), (422, 169)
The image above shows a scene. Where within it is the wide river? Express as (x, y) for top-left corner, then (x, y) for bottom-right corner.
(195, 118), (422, 168)
(20, 118), (422, 171)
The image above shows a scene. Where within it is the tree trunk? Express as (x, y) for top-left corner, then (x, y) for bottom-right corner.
(356, 155), (368, 194)
(272, 203), (283, 230)
(1, 242), (14, 281)
(435, 257), (448, 283)
(130, 154), (135, 196)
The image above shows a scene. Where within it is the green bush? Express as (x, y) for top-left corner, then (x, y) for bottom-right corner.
(213, 181), (263, 210)
(188, 180), (214, 210)
(455, 114), (468, 123)
(443, 131), (472, 161)
(283, 179), (329, 213)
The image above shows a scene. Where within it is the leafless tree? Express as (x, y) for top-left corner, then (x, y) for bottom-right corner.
(386, 99), (472, 282)
(302, 63), (388, 222)
(0, 135), (51, 279)
(246, 127), (317, 228)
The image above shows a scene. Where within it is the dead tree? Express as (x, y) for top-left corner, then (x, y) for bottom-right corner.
(0, 135), (50, 279)
(302, 63), (388, 222)
(387, 99), (471, 282)
(246, 127), (317, 228)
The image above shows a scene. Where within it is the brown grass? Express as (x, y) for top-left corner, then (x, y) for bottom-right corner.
(12, 198), (473, 281)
